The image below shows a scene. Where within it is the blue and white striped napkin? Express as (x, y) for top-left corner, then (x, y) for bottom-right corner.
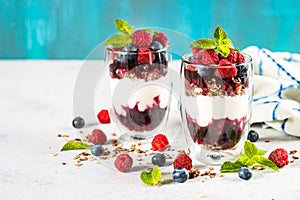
(242, 46), (300, 137)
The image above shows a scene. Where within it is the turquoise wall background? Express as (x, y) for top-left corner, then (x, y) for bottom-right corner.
(1, 0), (300, 59)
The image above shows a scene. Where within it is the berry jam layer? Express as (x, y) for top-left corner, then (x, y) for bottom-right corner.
(184, 64), (249, 97)
(115, 96), (167, 132)
(186, 113), (246, 150)
(109, 50), (168, 81)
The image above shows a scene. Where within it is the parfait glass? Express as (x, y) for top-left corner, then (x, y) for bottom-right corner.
(180, 53), (253, 165)
(105, 45), (172, 140)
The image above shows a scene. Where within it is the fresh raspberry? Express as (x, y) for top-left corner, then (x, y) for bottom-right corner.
(151, 134), (169, 151)
(226, 49), (238, 63)
(90, 129), (107, 145)
(137, 48), (155, 63)
(192, 48), (202, 58)
(97, 109), (110, 124)
(215, 59), (237, 78)
(268, 148), (289, 168)
(132, 30), (152, 47)
(114, 154), (133, 172)
(237, 52), (245, 63)
(173, 153), (192, 170)
(191, 48), (219, 64)
(152, 32), (168, 47)
(201, 50), (219, 64)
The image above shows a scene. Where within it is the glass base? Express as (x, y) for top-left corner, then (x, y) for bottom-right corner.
(190, 143), (244, 165)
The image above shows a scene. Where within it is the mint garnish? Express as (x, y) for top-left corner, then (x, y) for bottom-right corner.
(114, 19), (134, 36)
(220, 141), (279, 173)
(190, 38), (217, 49)
(104, 33), (132, 48)
(190, 26), (235, 57)
(140, 165), (162, 186)
(60, 141), (91, 151)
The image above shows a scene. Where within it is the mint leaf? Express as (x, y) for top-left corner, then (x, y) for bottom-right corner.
(219, 38), (233, 47)
(114, 19), (134, 35)
(253, 155), (279, 172)
(220, 161), (243, 173)
(140, 166), (162, 186)
(140, 171), (154, 186)
(216, 45), (230, 57)
(258, 149), (268, 156)
(244, 140), (259, 158)
(60, 141), (91, 151)
(237, 153), (255, 166)
(190, 38), (217, 49)
(214, 26), (227, 42)
(105, 33), (132, 48)
(151, 165), (162, 185)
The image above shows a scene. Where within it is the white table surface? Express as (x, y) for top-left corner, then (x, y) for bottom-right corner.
(1, 60), (300, 200)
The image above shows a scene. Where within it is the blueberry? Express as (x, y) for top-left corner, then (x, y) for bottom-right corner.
(122, 44), (137, 52)
(91, 145), (104, 156)
(238, 167), (252, 180)
(236, 63), (248, 77)
(149, 41), (163, 50)
(72, 116), (85, 129)
(152, 153), (166, 167)
(172, 168), (189, 183)
(247, 130), (259, 142)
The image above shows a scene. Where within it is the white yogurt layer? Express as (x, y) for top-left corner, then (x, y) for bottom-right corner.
(110, 78), (171, 115)
(183, 92), (249, 126)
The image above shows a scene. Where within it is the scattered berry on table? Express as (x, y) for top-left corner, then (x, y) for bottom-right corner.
(91, 144), (104, 156)
(132, 30), (152, 48)
(172, 168), (189, 183)
(173, 153), (192, 170)
(149, 41), (163, 50)
(152, 32), (168, 47)
(268, 148), (289, 168)
(90, 129), (107, 145)
(151, 153), (166, 167)
(151, 134), (169, 151)
(97, 109), (111, 124)
(238, 166), (252, 180)
(114, 154), (133, 172)
(247, 130), (259, 142)
(72, 116), (85, 129)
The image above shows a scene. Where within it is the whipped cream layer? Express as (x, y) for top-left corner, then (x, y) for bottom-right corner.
(111, 78), (171, 115)
(184, 92), (249, 126)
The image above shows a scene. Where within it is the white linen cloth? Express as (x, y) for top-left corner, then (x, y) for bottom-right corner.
(242, 46), (300, 137)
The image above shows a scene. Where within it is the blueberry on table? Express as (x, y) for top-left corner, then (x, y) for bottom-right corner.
(72, 116), (85, 129)
(247, 130), (259, 142)
(151, 153), (166, 167)
(238, 167), (252, 180)
(172, 168), (189, 183)
(91, 145), (104, 156)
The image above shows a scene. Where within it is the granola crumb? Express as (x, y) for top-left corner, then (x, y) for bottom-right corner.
(111, 132), (117, 137)
(58, 134), (69, 138)
(75, 163), (83, 167)
(289, 150), (297, 155)
(200, 194), (208, 198)
(265, 140), (270, 143)
(62, 162), (67, 165)
(95, 161), (101, 164)
(220, 173), (225, 177)
(292, 156), (299, 159)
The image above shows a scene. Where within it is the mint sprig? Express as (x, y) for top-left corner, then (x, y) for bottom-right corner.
(104, 33), (132, 48)
(220, 141), (279, 173)
(140, 165), (162, 186)
(114, 19), (134, 36)
(190, 26), (234, 57)
(60, 141), (91, 151)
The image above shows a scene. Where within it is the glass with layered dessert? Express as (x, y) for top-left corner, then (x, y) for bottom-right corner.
(105, 20), (172, 139)
(180, 26), (253, 164)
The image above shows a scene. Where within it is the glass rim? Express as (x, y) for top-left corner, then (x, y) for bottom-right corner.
(105, 44), (170, 55)
(181, 52), (252, 67)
